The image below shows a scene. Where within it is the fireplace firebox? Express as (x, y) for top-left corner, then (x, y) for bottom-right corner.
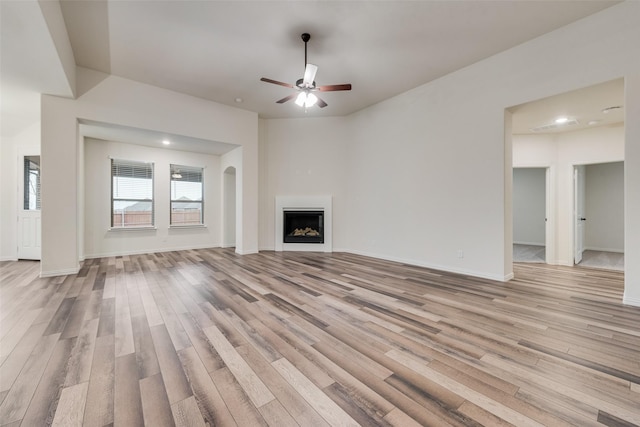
(283, 210), (324, 244)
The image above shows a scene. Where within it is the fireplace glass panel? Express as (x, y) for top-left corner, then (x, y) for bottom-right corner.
(283, 211), (324, 243)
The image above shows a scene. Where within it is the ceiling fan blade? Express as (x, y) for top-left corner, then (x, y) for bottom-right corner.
(317, 83), (352, 92)
(316, 96), (328, 108)
(261, 77), (294, 89)
(276, 93), (297, 104)
(302, 64), (318, 86)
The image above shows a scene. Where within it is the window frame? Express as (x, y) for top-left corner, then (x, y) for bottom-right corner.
(23, 156), (41, 211)
(110, 158), (155, 229)
(169, 164), (204, 227)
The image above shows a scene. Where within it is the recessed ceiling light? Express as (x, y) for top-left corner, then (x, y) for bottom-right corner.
(555, 117), (569, 124)
(588, 119), (601, 125)
(235, 97), (243, 103)
(530, 118), (579, 132)
(162, 139), (170, 145)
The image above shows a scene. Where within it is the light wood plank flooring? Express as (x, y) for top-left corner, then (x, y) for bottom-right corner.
(1, 249), (639, 426)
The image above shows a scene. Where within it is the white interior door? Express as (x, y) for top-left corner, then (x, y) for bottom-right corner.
(18, 152), (41, 260)
(574, 165), (586, 264)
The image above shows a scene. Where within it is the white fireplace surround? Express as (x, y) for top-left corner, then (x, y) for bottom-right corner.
(275, 195), (332, 252)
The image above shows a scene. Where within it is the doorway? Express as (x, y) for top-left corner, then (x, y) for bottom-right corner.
(513, 167), (548, 263)
(574, 161), (624, 270)
(17, 150), (41, 260)
(508, 78), (624, 272)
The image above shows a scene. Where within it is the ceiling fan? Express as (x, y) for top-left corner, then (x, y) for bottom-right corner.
(260, 33), (352, 109)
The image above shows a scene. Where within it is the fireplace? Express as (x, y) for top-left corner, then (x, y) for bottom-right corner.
(283, 211), (324, 244)
(275, 195), (332, 252)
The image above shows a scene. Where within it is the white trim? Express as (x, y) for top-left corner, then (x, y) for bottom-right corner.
(623, 295), (640, 307)
(282, 243), (327, 252)
(169, 224), (207, 229)
(40, 266), (79, 278)
(108, 226), (157, 232)
(275, 195), (332, 253)
(345, 249), (513, 282)
(0, 256), (19, 262)
(83, 243), (219, 259)
(235, 248), (258, 255)
(583, 246), (624, 254)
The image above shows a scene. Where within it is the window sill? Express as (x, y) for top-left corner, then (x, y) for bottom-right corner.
(108, 226), (157, 232)
(169, 224), (207, 229)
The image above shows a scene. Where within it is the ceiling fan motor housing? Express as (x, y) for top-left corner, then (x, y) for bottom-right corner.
(296, 78), (316, 89)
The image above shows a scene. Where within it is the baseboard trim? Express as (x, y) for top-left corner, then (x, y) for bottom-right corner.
(40, 266), (80, 278)
(235, 248), (259, 255)
(623, 295), (640, 307)
(513, 241), (545, 247)
(0, 256), (19, 262)
(583, 246), (624, 254)
(344, 249), (512, 282)
(83, 244), (219, 259)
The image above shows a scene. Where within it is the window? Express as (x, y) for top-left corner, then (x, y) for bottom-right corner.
(111, 159), (154, 228)
(24, 156), (41, 210)
(170, 164), (203, 225)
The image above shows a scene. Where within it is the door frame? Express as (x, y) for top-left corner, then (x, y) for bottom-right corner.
(512, 165), (555, 265)
(573, 165), (586, 265)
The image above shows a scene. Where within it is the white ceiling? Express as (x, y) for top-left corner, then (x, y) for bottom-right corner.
(80, 120), (238, 155)
(59, 0), (620, 119)
(1, 0), (624, 145)
(510, 78), (624, 135)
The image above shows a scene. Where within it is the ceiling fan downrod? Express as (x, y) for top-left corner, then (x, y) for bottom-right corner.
(302, 33), (310, 68)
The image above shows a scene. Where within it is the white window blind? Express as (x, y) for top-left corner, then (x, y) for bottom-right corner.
(111, 159), (154, 228)
(170, 164), (203, 225)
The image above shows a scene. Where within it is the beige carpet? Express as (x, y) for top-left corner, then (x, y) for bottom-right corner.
(513, 244), (624, 271)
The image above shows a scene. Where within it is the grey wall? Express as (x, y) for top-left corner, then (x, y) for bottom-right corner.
(585, 161), (624, 252)
(513, 168), (546, 245)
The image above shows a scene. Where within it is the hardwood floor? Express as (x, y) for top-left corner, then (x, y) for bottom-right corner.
(1, 249), (639, 426)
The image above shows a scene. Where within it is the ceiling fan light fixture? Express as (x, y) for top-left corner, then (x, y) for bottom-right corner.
(295, 91), (318, 108)
(260, 32), (351, 109)
(306, 92), (318, 107)
(295, 92), (306, 107)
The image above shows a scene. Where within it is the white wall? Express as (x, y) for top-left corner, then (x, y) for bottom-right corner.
(584, 162), (624, 252)
(222, 167), (236, 247)
(259, 117), (350, 251)
(625, 73), (640, 306)
(0, 122), (40, 260)
(513, 168), (545, 245)
(83, 138), (221, 257)
(261, 1), (640, 294)
(41, 69), (258, 276)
